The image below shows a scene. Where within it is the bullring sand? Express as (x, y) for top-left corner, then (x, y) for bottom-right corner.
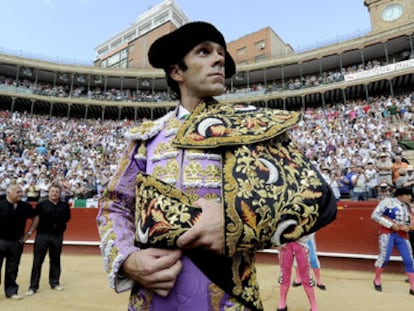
(0, 253), (412, 311)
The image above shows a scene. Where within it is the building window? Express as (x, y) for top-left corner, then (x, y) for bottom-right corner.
(255, 41), (265, 50)
(120, 59), (127, 68)
(104, 48), (128, 68)
(107, 53), (120, 67)
(255, 54), (266, 62)
(120, 49), (127, 59)
(237, 47), (247, 56)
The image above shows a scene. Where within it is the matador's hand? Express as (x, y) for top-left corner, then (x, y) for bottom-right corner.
(177, 198), (224, 254)
(122, 248), (182, 297)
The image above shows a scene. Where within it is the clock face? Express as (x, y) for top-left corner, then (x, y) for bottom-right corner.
(381, 3), (404, 22)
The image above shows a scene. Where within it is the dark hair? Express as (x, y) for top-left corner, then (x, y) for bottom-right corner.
(49, 182), (62, 192)
(394, 187), (412, 196)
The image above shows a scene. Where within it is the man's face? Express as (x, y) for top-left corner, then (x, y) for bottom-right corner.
(48, 186), (61, 202)
(399, 193), (412, 204)
(179, 41), (226, 98)
(8, 186), (23, 203)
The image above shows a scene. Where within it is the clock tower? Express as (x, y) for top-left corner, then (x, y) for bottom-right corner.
(364, 0), (414, 33)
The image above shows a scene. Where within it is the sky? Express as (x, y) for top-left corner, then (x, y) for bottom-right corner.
(0, 0), (371, 65)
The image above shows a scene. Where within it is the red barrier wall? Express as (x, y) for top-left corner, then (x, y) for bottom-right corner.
(28, 201), (397, 259)
(316, 201), (381, 256)
(60, 201), (384, 255)
(65, 208), (100, 242)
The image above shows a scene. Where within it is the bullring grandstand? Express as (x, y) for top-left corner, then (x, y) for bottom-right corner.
(0, 0), (413, 121)
(0, 0), (413, 287)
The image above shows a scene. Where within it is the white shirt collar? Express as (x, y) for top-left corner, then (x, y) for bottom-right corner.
(177, 105), (190, 119)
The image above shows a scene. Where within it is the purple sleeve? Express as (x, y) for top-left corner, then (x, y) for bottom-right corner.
(96, 140), (146, 292)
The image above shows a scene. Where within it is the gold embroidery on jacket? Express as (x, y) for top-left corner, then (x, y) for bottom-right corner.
(151, 159), (179, 184)
(209, 283), (225, 311)
(231, 252), (262, 310)
(151, 141), (179, 161)
(223, 137), (323, 257)
(135, 174), (199, 248)
(130, 289), (152, 311)
(209, 282), (253, 311)
(134, 173), (263, 310)
(205, 164), (222, 185)
(174, 102), (300, 148)
(165, 117), (181, 137)
(135, 141), (147, 160)
(182, 159), (221, 188)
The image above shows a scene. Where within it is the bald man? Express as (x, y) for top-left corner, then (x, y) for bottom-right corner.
(0, 185), (39, 300)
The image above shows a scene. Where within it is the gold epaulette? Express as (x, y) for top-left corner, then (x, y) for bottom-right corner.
(173, 102), (300, 149)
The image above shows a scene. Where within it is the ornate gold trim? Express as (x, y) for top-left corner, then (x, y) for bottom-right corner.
(174, 102), (300, 148)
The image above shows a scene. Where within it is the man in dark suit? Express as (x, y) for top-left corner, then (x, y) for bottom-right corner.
(0, 185), (39, 300)
(25, 183), (71, 296)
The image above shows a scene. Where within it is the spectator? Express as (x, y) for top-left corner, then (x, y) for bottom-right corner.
(376, 153), (393, 185)
(345, 165), (358, 199)
(375, 181), (394, 201)
(25, 183), (71, 296)
(54, 172), (73, 202)
(320, 166), (340, 200)
(37, 173), (51, 201)
(26, 179), (40, 202)
(0, 173), (9, 200)
(392, 154), (408, 184)
(0, 185), (39, 300)
(365, 160), (378, 199)
(333, 169), (351, 199)
(400, 165), (414, 193)
(351, 164), (369, 201)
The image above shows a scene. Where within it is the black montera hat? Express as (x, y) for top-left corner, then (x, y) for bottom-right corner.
(148, 21), (236, 78)
(395, 187), (412, 196)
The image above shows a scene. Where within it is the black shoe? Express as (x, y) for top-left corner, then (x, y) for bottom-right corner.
(292, 281), (302, 287)
(373, 281), (382, 292)
(405, 278), (409, 283)
(410, 289), (414, 295)
(277, 307), (287, 311)
(317, 283), (327, 290)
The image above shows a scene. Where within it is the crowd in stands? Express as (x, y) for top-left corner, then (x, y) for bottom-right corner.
(0, 75), (171, 103)
(0, 89), (413, 205)
(0, 57), (390, 104)
(0, 111), (130, 204)
(291, 92), (414, 201)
